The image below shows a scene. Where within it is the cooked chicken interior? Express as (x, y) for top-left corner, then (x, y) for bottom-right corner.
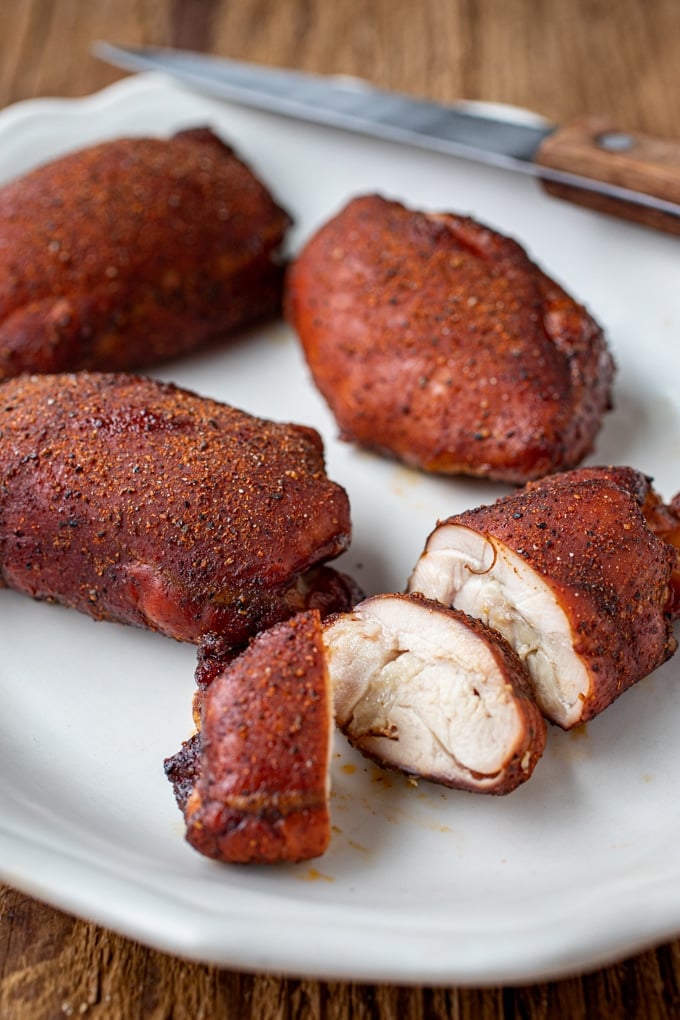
(408, 525), (590, 727)
(324, 594), (546, 794)
(408, 467), (677, 728)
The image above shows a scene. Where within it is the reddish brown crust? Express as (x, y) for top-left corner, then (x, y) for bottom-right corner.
(0, 128), (291, 378)
(191, 566), (363, 724)
(164, 732), (202, 813)
(183, 611), (331, 863)
(0, 372), (351, 645)
(193, 567), (364, 685)
(646, 488), (680, 619)
(286, 194), (614, 483)
(447, 467), (677, 722)
(537, 466), (680, 618)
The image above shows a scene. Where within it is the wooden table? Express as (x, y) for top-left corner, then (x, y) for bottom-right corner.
(1, 1), (679, 1017)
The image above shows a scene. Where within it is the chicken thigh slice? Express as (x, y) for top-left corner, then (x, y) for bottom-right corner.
(324, 594), (546, 794)
(408, 467), (677, 728)
(171, 610), (333, 864)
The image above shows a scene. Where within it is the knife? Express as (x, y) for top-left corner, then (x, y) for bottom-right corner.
(94, 42), (680, 236)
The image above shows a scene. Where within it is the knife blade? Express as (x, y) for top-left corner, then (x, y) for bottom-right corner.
(94, 42), (680, 236)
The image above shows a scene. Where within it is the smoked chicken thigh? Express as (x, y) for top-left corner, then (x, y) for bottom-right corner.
(0, 128), (291, 378)
(0, 372), (353, 647)
(408, 467), (677, 728)
(168, 610), (332, 864)
(324, 593), (546, 794)
(167, 593), (545, 870)
(286, 194), (614, 483)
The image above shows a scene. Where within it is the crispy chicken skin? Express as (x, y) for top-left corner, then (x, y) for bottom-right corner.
(164, 731), (202, 815)
(286, 194), (614, 483)
(324, 594), (546, 794)
(167, 593), (544, 869)
(0, 372), (352, 647)
(193, 567), (364, 684)
(646, 488), (680, 618)
(0, 128), (291, 378)
(408, 466), (677, 728)
(173, 611), (332, 864)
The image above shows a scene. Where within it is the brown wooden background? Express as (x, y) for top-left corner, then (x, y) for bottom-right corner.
(1, 1), (680, 1017)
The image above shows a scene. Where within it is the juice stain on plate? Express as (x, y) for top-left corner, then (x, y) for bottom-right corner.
(390, 464), (424, 498)
(347, 839), (372, 854)
(332, 755), (463, 838)
(549, 722), (591, 763)
(300, 867), (335, 883)
(369, 765), (394, 789)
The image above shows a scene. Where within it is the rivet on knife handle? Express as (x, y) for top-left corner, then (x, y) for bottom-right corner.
(535, 116), (680, 236)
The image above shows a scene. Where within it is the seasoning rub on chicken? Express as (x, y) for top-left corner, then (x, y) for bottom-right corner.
(408, 467), (678, 728)
(324, 594), (546, 793)
(0, 372), (354, 648)
(167, 610), (332, 864)
(0, 128), (291, 378)
(286, 194), (614, 483)
(167, 593), (546, 868)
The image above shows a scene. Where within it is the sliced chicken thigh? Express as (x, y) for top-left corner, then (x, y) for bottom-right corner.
(174, 610), (333, 864)
(408, 467), (677, 728)
(324, 594), (546, 793)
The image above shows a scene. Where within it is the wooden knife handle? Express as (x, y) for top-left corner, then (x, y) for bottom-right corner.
(534, 116), (680, 235)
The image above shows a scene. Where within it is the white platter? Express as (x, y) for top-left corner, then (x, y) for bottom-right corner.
(1, 72), (680, 986)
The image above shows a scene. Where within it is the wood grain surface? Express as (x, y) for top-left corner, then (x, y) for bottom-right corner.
(1, 1), (680, 1017)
